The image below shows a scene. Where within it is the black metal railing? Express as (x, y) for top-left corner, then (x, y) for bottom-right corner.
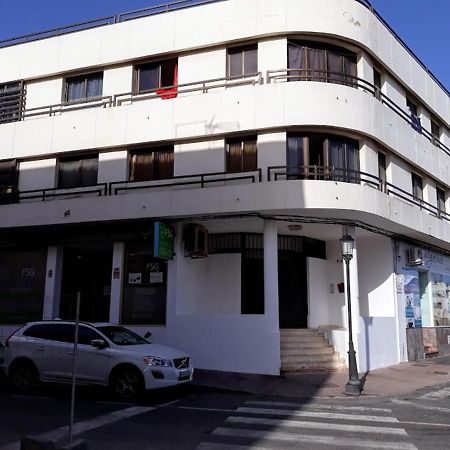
(109, 169), (262, 195)
(267, 69), (450, 157)
(114, 72), (262, 106)
(0, 0), (226, 48)
(22, 96), (113, 119)
(267, 164), (450, 223)
(18, 183), (108, 202)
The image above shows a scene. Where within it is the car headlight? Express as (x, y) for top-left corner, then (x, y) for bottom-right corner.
(143, 356), (172, 367)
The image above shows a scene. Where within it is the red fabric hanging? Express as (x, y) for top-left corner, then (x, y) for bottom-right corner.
(157, 64), (178, 100)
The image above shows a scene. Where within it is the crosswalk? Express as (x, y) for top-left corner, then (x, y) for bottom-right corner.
(196, 400), (418, 450)
(419, 386), (450, 400)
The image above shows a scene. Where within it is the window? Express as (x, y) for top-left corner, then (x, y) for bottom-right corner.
(407, 98), (422, 133)
(0, 159), (18, 204)
(135, 59), (178, 99)
(0, 81), (25, 124)
(227, 45), (258, 78)
(437, 187), (446, 215)
(411, 173), (423, 201)
(378, 152), (387, 191)
(65, 72), (103, 102)
(431, 119), (441, 146)
(288, 41), (357, 86)
(24, 324), (75, 343)
(129, 146), (174, 182)
(0, 250), (47, 324)
(286, 133), (359, 182)
(226, 136), (257, 173)
(122, 244), (167, 325)
(78, 325), (103, 345)
(373, 68), (382, 100)
(58, 155), (98, 189)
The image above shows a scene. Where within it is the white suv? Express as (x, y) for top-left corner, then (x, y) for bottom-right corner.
(1, 321), (193, 399)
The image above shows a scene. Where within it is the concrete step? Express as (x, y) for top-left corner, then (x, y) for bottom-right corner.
(282, 361), (347, 372)
(281, 354), (344, 364)
(281, 340), (331, 349)
(281, 347), (336, 357)
(280, 336), (328, 344)
(280, 328), (320, 335)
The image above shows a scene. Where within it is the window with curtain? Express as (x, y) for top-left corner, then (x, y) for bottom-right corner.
(227, 45), (258, 78)
(58, 155), (98, 189)
(0, 81), (25, 124)
(411, 173), (423, 201)
(287, 41), (357, 87)
(65, 72), (103, 102)
(135, 59), (178, 99)
(129, 146), (174, 182)
(0, 159), (18, 204)
(373, 68), (382, 100)
(287, 133), (359, 182)
(431, 119), (441, 146)
(226, 137), (257, 173)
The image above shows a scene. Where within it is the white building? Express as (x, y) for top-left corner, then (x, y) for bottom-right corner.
(1, 0), (450, 375)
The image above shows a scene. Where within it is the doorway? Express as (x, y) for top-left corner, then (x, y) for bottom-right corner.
(278, 251), (308, 328)
(59, 245), (113, 322)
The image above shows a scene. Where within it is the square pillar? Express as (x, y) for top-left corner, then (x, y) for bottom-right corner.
(43, 246), (63, 319)
(263, 220), (279, 326)
(109, 242), (125, 324)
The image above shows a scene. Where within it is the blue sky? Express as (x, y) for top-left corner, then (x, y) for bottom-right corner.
(0, 0), (448, 90)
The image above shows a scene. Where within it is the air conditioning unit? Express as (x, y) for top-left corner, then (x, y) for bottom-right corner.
(183, 223), (208, 258)
(407, 247), (423, 266)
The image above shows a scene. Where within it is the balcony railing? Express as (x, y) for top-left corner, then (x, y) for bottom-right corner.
(2, 166), (449, 225)
(268, 164), (450, 222)
(114, 72), (262, 106)
(0, 0), (227, 48)
(267, 69), (450, 157)
(109, 169), (262, 195)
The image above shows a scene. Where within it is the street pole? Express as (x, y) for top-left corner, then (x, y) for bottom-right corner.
(69, 291), (80, 444)
(344, 254), (361, 395)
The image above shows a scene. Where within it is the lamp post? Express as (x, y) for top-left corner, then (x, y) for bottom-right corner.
(340, 233), (362, 395)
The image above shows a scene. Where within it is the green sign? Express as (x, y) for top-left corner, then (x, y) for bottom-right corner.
(154, 222), (174, 260)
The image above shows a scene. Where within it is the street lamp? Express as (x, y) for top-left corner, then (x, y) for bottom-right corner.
(340, 233), (362, 395)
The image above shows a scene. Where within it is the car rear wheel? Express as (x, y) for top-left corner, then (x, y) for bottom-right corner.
(110, 366), (143, 400)
(10, 360), (39, 391)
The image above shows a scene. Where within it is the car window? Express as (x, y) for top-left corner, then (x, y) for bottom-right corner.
(78, 326), (103, 345)
(23, 324), (74, 343)
(96, 326), (149, 346)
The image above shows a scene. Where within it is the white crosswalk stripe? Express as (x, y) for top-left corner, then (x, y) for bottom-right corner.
(196, 399), (419, 450)
(419, 386), (450, 400)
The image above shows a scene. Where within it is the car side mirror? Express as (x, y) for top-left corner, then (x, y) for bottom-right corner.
(91, 339), (108, 349)
(144, 331), (152, 339)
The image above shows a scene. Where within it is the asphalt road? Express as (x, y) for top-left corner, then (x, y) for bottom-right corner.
(0, 376), (450, 450)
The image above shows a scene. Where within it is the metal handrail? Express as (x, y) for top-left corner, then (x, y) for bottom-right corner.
(267, 69), (450, 157)
(0, 0), (227, 48)
(114, 72), (262, 105)
(22, 96), (113, 119)
(18, 183), (108, 202)
(109, 169), (262, 195)
(267, 164), (450, 222)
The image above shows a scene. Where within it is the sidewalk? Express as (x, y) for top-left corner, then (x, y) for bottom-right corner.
(193, 356), (450, 399)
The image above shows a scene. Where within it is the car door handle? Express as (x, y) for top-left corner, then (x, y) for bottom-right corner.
(36, 347), (45, 352)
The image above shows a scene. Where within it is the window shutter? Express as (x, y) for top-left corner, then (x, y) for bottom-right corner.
(227, 142), (243, 173)
(243, 139), (257, 171)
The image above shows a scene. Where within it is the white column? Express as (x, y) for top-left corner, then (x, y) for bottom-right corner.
(342, 226), (361, 363)
(264, 220), (279, 327)
(109, 242), (125, 324)
(42, 246), (63, 319)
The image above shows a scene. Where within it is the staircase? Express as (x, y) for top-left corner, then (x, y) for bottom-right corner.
(280, 329), (347, 372)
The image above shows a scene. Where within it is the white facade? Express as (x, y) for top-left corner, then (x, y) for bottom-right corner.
(1, 0), (450, 375)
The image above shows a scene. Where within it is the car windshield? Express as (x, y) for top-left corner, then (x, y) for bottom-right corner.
(96, 326), (149, 346)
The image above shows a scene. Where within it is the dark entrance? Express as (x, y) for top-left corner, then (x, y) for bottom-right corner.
(60, 245), (113, 322)
(278, 251), (308, 329)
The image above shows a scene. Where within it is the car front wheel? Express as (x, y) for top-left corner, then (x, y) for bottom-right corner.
(110, 366), (143, 400)
(10, 360), (39, 391)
